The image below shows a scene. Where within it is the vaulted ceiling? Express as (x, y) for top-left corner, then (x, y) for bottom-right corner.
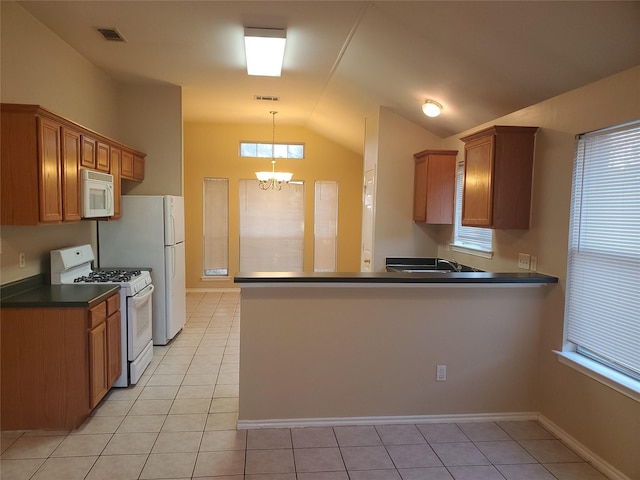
(18, 1), (640, 153)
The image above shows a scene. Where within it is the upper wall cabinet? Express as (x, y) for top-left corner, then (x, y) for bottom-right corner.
(121, 150), (145, 181)
(81, 135), (110, 173)
(460, 126), (538, 229)
(1, 104), (146, 225)
(413, 149), (458, 224)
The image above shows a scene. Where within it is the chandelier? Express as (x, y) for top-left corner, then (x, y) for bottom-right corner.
(256, 111), (293, 190)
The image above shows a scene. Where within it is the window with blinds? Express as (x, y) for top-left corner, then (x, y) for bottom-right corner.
(203, 178), (229, 277)
(314, 181), (338, 272)
(240, 142), (304, 159)
(565, 120), (640, 382)
(452, 160), (493, 256)
(239, 179), (304, 272)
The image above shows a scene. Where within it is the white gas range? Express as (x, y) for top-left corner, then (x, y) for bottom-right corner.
(51, 244), (154, 387)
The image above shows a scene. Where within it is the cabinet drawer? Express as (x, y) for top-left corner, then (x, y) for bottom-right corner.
(88, 301), (107, 329)
(106, 294), (120, 316)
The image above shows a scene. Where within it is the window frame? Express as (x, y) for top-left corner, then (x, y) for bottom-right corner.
(556, 120), (640, 402)
(313, 180), (338, 272)
(238, 179), (305, 273)
(239, 141), (305, 159)
(450, 160), (494, 258)
(202, 177), (230, 280)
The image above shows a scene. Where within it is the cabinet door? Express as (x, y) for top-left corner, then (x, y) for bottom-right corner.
(425, 153), (456, 224)
(413, 156), (427, 222)
(61, 127), (82, 221)
(110, 147), (122, 219)
(121, 150), (134, 178)
(89, 321), (109, 408)
(413, 150), (457, 224)
(81, 135), (97, 169)
(462, 135), (494, 227)
(133, 155), (145, 180)
(37, 117), (63, 222)
(97, 141), (110, 172)
(106, 311), (122, 387)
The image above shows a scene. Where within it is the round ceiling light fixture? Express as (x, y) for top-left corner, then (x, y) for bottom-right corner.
(422, 99), (443, 117)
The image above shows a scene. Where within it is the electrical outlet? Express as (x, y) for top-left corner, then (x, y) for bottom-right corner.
(517, 253), (530, 270)
(530, 256), (538, 272)
(19, 252), (26, 268)
(436, 365), (447, 382)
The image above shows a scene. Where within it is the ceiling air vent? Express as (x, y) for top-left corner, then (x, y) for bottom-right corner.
(254, 95), (280, 102)
(96, 27), (127, 42)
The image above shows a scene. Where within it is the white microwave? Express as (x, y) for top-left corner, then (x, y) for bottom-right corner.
(81, 169), (115, 218)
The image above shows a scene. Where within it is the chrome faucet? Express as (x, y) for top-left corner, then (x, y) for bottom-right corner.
(437, 258), (462, 272)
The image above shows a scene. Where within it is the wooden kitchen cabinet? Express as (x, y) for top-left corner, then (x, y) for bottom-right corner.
(88, 293), (121, 408)
(105, 293), (122, 389)
(110, 146), (122, 219)
(97, 141), (110, 172)
(1, 103), (147, 225)
(89, 320), (109, 408)
(81, 134), (97, 169)
(460, 125), (538, 229)
(121, 149), (145, 181)
(0, 292), (121, 430)
(61, 127), (82, 221)
(107, 307), (122, 386)
(413, 149), (458, 224)
(38, 116), (64, 222)
(121, 149), (134, 178)
(133, 154), (145, 180)
(82, 137), (109, 172)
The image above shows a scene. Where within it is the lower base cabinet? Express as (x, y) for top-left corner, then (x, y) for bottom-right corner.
(0, 293), (121, 430)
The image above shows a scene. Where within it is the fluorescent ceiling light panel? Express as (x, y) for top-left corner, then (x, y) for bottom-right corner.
(244, 27), (286, 77)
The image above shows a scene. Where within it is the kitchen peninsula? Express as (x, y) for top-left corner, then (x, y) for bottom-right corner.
(235, 270), (557, 428)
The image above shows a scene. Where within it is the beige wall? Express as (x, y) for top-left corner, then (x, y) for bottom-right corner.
(436, 66), (640, 479)
(371, 108), (445, 270)
(0, 1), (185, 285)
(363, 107), (445, 272)
(239, 283), (549, 420)
(0, 0), (117, 284)
(0, 1), (119, 137)
(183, 122), (363, 289)
(116, 84), (184, 197)
(0, 1), (637, 474)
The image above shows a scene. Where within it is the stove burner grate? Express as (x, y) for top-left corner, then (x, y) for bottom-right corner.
(73, 270), (142, 283)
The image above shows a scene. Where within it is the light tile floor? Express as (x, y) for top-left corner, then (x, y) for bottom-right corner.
(1, 291), (610, 480)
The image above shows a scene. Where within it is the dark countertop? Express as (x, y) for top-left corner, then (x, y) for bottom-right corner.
(1, 274), (120, 308)
(234, 271), (558, 285)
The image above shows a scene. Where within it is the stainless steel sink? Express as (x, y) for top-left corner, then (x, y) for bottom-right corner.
(386, 259), (484, 273)
(400, 269), (451, 273)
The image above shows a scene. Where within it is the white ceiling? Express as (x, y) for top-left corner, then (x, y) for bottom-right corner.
(18, 1), (640, 153)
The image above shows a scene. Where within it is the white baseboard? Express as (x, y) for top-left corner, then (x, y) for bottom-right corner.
(237, 411), (538, 430)
(186, 287), (240, 293)
(237, 412), (630, 480)
(537, 414), (631, 480)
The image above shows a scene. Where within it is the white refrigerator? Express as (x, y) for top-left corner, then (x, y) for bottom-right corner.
(98, 195), (186, 345)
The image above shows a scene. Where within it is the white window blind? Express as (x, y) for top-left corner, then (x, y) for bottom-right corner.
(203, 178), (229, 276)
(240, 142), (304, 159)
(565, 120), (640, 380)
(239, 179), (304, 272)
(452, 160), (493, 254)
(314, 181), (338, 272)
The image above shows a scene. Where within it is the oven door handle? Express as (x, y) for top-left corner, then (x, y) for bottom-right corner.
(132, 284), (154, 306)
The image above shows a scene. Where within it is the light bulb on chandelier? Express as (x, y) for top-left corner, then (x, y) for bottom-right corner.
(256, 111), (293, 190)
